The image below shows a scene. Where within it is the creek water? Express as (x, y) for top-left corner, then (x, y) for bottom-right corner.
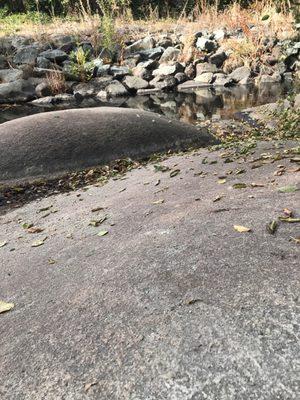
(0, 82), (297, 126)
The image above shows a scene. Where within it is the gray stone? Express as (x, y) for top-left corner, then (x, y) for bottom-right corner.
(0, 79), (35, 103)
(36, 56), (52, 69)
(124, 36), (156, 57)
(229, 66), (251, 83)
(150, 75), (177, 91)
(0, 69), (23, 83)
(160, 47), (181, 63)
(35, 81), (53, 98)
(132, 66), (153, 81)
(256, 73), (282, 84)
(13, 45), (40, 64)
(138, 47), (165, 61)
(39, 49), (68, 63)
(175, 72), (188, 84)
(153, 63), (184, 77)
(0, 107), (217, 182)
(209, 51), (227, 68)
(123, 76), (149, 90)
(213, 73), (233, 86)
(196, 62), (218, 75)
(31, 96), (55, 106)
(106, 80), (129, 97)
(157, 37), (173, 48)
(110, 66), (131, 79)
(213, 29), (227, 41)
(196, 37), (218, 52)
(123, 56), (140, 69)
(194, 72), (214, 84)
(0, 55), (8, 69)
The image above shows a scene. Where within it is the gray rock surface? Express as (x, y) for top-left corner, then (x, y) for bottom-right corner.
(0, 140), (299, 400)
(229, 66), (251, 83)
(0, 69), (23, 83)
(0, 107), (217, 182)
(13, 45), (40, 64)
(123, 76), (149, 90)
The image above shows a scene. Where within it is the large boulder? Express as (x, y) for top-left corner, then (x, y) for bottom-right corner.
(160, 47), (181, 63)
(229, 66), (251, 84)
(39, 49), (68, 63)
(0, 79), (35, 103)
(0, 107), (218, 182)
(123, 76), (149, 91)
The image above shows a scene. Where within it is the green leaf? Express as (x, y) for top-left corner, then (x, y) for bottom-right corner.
(233, 183), (247, 189)
(21, 222), (33, 229)
(98, 230), (108, 237)
(0, 300), (14, 314)
(261, 14), (270, 21)
(278, 185), (298, 193)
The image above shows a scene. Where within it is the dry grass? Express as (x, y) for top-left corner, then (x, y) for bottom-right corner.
(46, 70), (68, 94)
(0, 2), (296, 45)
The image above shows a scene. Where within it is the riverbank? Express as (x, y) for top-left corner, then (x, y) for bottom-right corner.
(0, 4), (299, 106)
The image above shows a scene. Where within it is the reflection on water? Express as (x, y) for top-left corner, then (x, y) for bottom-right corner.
(0, 82), (297, 125)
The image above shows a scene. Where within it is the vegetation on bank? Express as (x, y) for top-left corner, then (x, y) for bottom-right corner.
(0, 1), (298, 38)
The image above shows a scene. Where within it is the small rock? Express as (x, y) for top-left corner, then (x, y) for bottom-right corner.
(213, 73), (233, 87)
(36, 56), (52, 69)
(35, 81), (53, 97)
(150, 75), (177, 91)
(153, 62), (184, 77)
(0, 69), (23, 83)
(39, 49), (68, 63)
(196, 37), (218, 52)
(196, 62), (218, 75)
(123, 76), (149, 90)
(13, 45), (40, 64)
(124, 36), (156, 57)
(256, 73), (282, 84)
(209, 51), (227, 68)
(175, 72), (188, 84)
(229, 66), (251, 83)
(138, 47), (165, 61)
(106, 80), (129, 97)
(0, 79), (35, 103)
(110, 66), (130, 79)
(160, 47), (181, 63)
(194, 72), (214, 84)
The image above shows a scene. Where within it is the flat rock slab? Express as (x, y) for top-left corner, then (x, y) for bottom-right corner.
(0, 107), (217, 183)
(0, 141), (299, 399)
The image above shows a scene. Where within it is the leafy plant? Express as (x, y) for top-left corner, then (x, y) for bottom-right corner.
(69, 47), (94, 81)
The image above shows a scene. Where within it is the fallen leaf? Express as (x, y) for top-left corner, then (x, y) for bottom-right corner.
(213, 195), (224, 202)
(89, 217), (107, 227)
(91, 206), (106, 212)
(27, 227), (44, 234)
(290, 236), (300, 244)
(84, 381), (98, 392)
(48, 259), (56, 264)
(119, 188), (126, 192)
(0, 300), (14, 314)
(235, 169), (245, 175)
(170, 169), (180, 178)
(266, 220), (278, 234)
(154, 179), (160, 186)
(98, 230), (108, 237)
(37, 205), (52, 213)
(233, 183), (247, 189)
(0, 241), (8, 248)
(251, 182), (265, 188)
(279, 217), (300, 223)
(218, 179), (226, 184)
(152, 199), (164, 205)
(278, 185), (298, 193)
(234, 225), (252, 233)
(31, 237), (47, 247)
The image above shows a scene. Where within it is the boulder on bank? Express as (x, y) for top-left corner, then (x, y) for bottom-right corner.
(0, 107), (219, 183)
